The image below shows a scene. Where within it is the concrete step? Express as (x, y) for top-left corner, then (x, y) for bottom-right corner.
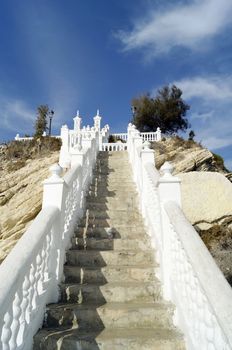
(85, 194), (138, 203)
(74, 226), (147, 239)
(80, 209), (141, 220)
(60, 281), (162, 304)
(89, 185), (136, 192)
(78, 216), (144, 228)
(70, 237), (150, 251)
(66, 250), (154, 267)
(87, 189), (137, 198)
(34, 327), (185, 350)
(85, 201), (139, 211)
(63, 264), (159, 284)
(44, 302), (174, 330)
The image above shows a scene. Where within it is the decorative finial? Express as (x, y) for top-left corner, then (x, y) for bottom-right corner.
(76, 110), (80, 117)
(97, 109), (100, 116)
(49, 163), (62, 180)
(143, 141), (151, 150)
(160, 162), (174, 178)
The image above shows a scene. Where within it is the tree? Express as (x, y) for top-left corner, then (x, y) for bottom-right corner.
(34, 105), (49, 137)
(188, 130), (195, 141)
(131, 85), (190, 134)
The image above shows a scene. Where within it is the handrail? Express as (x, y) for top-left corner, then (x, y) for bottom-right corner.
(0, 128), (99, 349)
(0, 207), (59, 350)
(165, 201), (232, 349)
(127, 123), (232, 350)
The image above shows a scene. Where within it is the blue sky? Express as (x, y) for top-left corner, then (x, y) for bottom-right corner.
(0, 0), (232, 170)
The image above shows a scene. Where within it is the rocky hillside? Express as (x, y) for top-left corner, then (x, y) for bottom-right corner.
(153, 137), (232, 286)
(0, 138), (60, 263)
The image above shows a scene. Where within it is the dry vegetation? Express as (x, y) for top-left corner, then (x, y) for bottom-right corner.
(0, 137), (61, 173)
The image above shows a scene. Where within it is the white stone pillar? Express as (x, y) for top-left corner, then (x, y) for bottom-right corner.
(158, 162), (181, 207)
(140, 141), (155, 165)
(94, 110), (102, 151)
(59, 124), (71, 168)
(140, 142), (155, 217)
(42, 164), (66, 291)
(73, 110), (82, 131)
(42, 164), (65, 210)
(156, 127), (162, 141)
(93, 110), (101, 131)
(70, 145), (84, 167)
(158, 161), (182, 300)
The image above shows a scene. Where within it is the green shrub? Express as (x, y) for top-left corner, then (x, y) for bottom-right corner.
(212, 153), (228, 171)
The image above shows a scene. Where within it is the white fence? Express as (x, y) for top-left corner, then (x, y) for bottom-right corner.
(127, 123), (232, 350)
(112, 127), (161, 143)
(0, 131), (99, 350)
(102, 142), (127, 151)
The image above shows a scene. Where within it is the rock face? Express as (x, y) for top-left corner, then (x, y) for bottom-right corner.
(178, 172), (232, 286)
(179, 172), (232, 230)
(0, 152), (59, 263)
(153, 137), (227, 174)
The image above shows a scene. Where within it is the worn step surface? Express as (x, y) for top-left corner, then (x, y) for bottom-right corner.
(60, 281), (162, 304)
(34, 151), (185, 349)
(33, 328), (185, 350)
(63, 264), (158, 284)
(45, 302), (174, 329)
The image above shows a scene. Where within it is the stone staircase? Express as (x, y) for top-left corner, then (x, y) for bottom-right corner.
(34, 152), (185, 350)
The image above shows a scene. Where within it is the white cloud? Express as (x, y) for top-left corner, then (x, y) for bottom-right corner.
(0, 96), (34, 135)
(190, 111), (214, 122)
(118, 0), (232, 55)
(201, 135), (232, 150)
(175, 77), (232, 101)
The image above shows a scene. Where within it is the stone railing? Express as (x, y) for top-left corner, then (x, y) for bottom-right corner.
(112, 128), (161, 143)
(102, 142), (128, 152)
(0, 132), (99, 349)
(127, 123), (232, 350)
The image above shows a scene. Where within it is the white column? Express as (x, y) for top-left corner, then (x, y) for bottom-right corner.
(93, 110), (101, 131)
(70, 145), (84, 167)
(59, 125), (71, 168)
(156, 127), (162, 141)
(42, 164), (65, 210)
(140, 142), (155, 217)
(158, 162), (181, 207)
(158, 161), (182, 300)
(140, 141), (155, 165)
(42, 164), (65, 290)
(73, 110), (82, 131)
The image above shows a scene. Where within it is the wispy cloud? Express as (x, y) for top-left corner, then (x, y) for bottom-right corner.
(170, 74), (232, 151)
(117, 0), (232, 56)
(175, 76), (232, 101)
(0, 95), (34, 139)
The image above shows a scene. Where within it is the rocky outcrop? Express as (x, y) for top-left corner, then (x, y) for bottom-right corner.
(0, 152), (59, 263)
(153, 137), (227, 174)
(179, 172), (232, 230)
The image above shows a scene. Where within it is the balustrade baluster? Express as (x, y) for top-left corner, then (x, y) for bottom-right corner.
(2, 310), (13, 350)
(10, 291), (22, 349)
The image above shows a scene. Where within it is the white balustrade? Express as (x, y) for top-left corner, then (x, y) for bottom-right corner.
(102, 142), (127, 151)
(0, 127), (98, 349)
(127, 124), (232, 350)
(111, 133), (128, 141)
